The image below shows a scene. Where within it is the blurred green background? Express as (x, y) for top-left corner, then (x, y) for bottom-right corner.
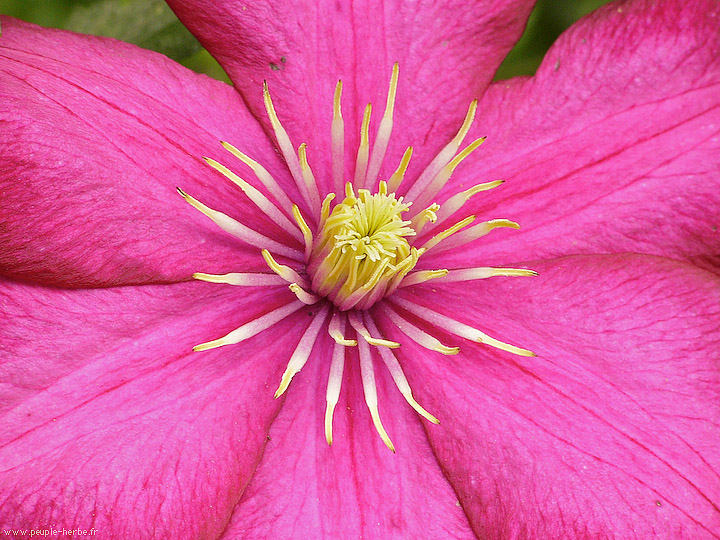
(0, 0), (613, 82)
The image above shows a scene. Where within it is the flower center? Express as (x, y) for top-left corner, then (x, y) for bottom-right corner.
(308, 182), (417, 310)
(177, 63), (536, 452)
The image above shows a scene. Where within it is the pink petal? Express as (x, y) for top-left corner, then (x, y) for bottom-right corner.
(220, 331), (476, 539)
(0, 17), (301, 288)
(384, 254), (720, 538)
(426, 0), (720, 273)
(0, 278), (312, 537)
(166, 0), (534, 193)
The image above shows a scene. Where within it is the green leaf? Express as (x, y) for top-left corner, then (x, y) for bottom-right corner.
(64, 0), (202, 62)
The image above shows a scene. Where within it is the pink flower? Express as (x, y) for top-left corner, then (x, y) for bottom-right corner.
(1, 0), (719, 538)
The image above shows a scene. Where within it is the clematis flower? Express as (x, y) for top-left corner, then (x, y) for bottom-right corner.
(1, 1), (719, 539)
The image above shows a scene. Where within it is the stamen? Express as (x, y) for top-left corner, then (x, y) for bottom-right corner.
(366, 62), (399, 188)
(357, 337), (395, 452)
(391, 296), (535, 357)
(325, 315), (347, 445)
(292, 205), (314, 261)
(382, 247), (421, 297)
(192, 272), (286, 286)
(379, 304), (459, 356)
(399, 269), (448, 288)
(405, 99), (477, 201)
(319, 193), (336, 231)
(261, 249), (311, 288)
(365, 313), (442, 422)
(275, 305), (330, 398)
(289, 283), (320, 305)
(336, 258), (391, 311)
(328, 309), (357, 346)
(193, 300), (305, 351)
(411, 136), (487, 213)
(409, 203), (439, 235)
(353, 104), (372, 187)
(298, 144), (323, 217)
(435, 267), (538, 282)
(431, 180), (504, 227)
(203, 157), (302, 242)
(332, 80), (345, 195)
(428, 219), (520, 255)
(348, 310), (400, 348)
(176, 188), (303, 260)
(387, 146), (413, 193)
(418, 215), (476, 252)
(378, 180), (388, 196)
(220, 141), (296, 213)
(308, 184), (417, 308)
(263, 81), (320, 215)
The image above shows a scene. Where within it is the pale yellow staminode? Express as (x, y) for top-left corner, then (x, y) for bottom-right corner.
(366, 62), (399, 188)
(289, 283), (320, 305)
(380, 304), (459, 355)
(298, 143), (322, 215)
(176, 187), (302, 260)
(262, 249), (310, 288)
(387, 146), (413, 193)
(357, 337), (395, 452)
(437, 267), (538, 282)
(203, 156), (301, 242)
(193, 301), (305, 352)
(192, 271), (286, 286)
(325, 315), (348, 445)
(353, 104), (372, 187)
(399, 269), (448, 288)
(429, 218), (521, 255)
(178, 63), (536, 452)
(348, 310), (400, 349)
(409, 203), (439, 235)
(364, 313), (440, 423)
(431, 180), (504, 227)
(318, 193), (336, 231)
(263, 80), (321, 215)
(411, 136), (487, 212)
(292, 204), (314, 261)
(274, 305), (330, 398)
(220, 140), (296, 212)
(419, 215), (476, 252)
(328, 309), (357, 347)
(404, 99), (478, 203)
(331, 80), (345, 194)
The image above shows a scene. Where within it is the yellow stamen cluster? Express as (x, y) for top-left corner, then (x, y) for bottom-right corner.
(307, 182), (419, 311)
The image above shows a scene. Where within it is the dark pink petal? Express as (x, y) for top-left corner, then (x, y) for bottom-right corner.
(425, 0), (720, 273)
(383, 254), (720, 538)
(0, 17), (301, 288)
(0, 278), (311, 537)
(220, 331), (475, 540)
(166, 0), (535, 193)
